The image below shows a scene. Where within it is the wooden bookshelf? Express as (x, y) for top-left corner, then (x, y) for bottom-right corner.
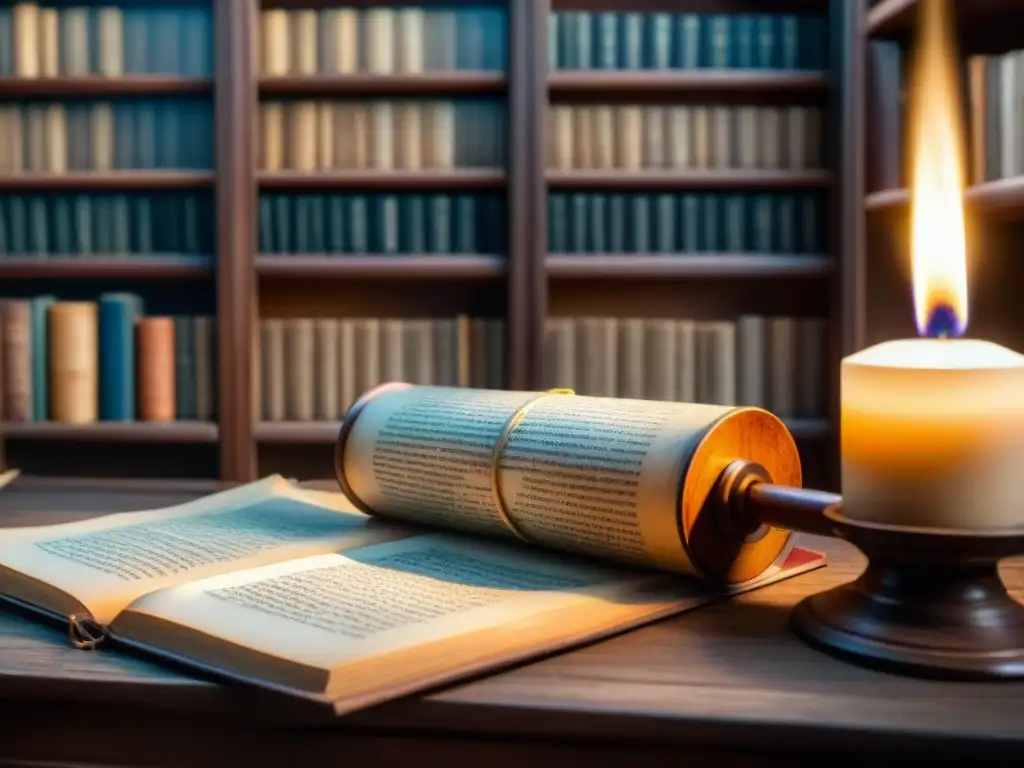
(547, 70), (829, 95)
(0, 172), (216, 191)
(545, 169), (833, 190)
(866, 0), (1024, 38)
(0, 257), (213, 280)
(2, 421), (219, 444)
(546, 254), (833, 279)
(255, 255), (506, 279)
(259, 72), (506, 96)
(0, 76), (214, 96)
(256, 170), (506, 190)
(0, 0), (851, 489)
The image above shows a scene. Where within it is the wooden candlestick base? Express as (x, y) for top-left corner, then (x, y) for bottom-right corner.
(790, 508), (1024, 680)
(717, 461), (1024, 680)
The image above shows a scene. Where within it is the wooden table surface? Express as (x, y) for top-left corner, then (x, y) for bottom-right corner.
(0, 477), (1023, 767)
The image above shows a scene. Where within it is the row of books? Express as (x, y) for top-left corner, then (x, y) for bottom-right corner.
(548, 104), (822, 172)
(548, 11), (826, 71)
(258, 193), (504, 257)
(256, 316), (504, 423)
(0, 100), (214, 173)
(549, 192), (824, 256)
(258, 7), (506, 76)
(0, 3), (211, 78)
(968, 51), (1024, 184)
(0, 296), (216, 425)
(543, 315), (826, 419)
(0, 193), (213, 258)
(259, 99), (504, 172)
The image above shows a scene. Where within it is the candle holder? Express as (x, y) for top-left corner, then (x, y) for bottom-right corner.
(716, 461), (1024, 680)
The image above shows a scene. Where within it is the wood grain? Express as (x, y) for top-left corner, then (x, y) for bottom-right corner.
(0, 483), (1021, 765)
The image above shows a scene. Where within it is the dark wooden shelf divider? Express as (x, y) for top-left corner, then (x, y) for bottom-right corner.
(546, 254), (833, 279)
(2, 421), (219, 444)
(0, 172), (216, 191)
(256, 169), (506, 190)
(547, 70), (829, 95)
(545, 169), (832, 190)
(0, 257), (213, 280)
(259, 72), (506, 96)
(0, 75), (214, 96)
(255, 255), (506, 279)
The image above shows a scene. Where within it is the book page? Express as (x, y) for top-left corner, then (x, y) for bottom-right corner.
(0, 475), (415, 624)
(342, 387), (733, 572)
(115, 533), (695, 700)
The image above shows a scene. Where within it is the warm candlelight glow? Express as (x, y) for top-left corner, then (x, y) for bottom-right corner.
(907, 0), (969, 338)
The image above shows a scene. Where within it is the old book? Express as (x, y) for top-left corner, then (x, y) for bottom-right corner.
(98, 294), (140, 422)
(283, 319), (314, 421)
(403, 319), (434, 385)
(291, 10), (318, 76)
(395, 102), (422, 170)
(485, 319), (504, 389)
(643, 107), (665, 168)
(767, 317), (798, 418)
(364, 8), (394, 74)
(23, 104), (45, 171)
(172, 315), (195, 421)
(676, 319), (697, 402)
(337, 319), (357, 413)
(692, 107), (710, 168)
(260, 102), (285, 170)
(614, 106), (641, 170)
(423, 101), (453, 169)
(314, 319), (339, 420)
(395, 8), (424, 73)
(736, 315), (767, 408)
(193, 316), (215, 421)
(37, 7), (57, 76)
(666, 107), (691, 168)
(543, 317), (575, 391)
(548, 105), (573, 170)
(90, 102), (114, 171)
(616, 317), (644, 399)
(0, 392), (823, 713)
(12, 2), (39, 77)
(96, 7), (124, 76)
(260, 9), (289, 76)
(260, 319), (285, 422)
(137, 317), (175, 422)
(1, 301), (32, 422)
(591, 105), (614, 169)
(572, 106), (593, 169)
(369, 101), (394, 170)
(355, 318), (381, 395)
(380, 319), (404, 382)
(49, 301), (98, 424)
(287, 101), (318, 171)
(642, 319), (676, 402)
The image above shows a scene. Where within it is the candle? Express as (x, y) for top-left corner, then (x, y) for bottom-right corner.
(842, 339), (1024, 529)
(840, 0), (1024, 530)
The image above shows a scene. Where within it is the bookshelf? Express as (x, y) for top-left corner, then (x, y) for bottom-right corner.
(0, 0), (853, 490)
(859, 0), (1024, 361)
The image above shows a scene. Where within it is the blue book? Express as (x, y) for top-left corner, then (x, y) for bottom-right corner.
(326, 195), (346, 253)
(0, 9), (12, 75)
(98, 293), (141, 421)
(754, 15), (777, 69)
(30, 296), (55, 421)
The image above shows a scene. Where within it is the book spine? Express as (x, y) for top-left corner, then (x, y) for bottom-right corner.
(137, 316), (176, 422)
(1, 300), (32, 422)
(49, 301), (99, 424)
(29, 295), (54, 421)
(97, 294), (138, 421)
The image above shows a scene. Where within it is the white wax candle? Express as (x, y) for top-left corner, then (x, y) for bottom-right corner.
(841, 338), (1024, 529)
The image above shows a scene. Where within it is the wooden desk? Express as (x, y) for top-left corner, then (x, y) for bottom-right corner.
(0, 480), (1023, 767)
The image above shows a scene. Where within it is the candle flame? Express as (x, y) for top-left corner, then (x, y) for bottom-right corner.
(908, 0), (969, 338)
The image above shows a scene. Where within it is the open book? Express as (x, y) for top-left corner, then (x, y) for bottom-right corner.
(0, 476), (821, 713)
(0, 386), (825, 713)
